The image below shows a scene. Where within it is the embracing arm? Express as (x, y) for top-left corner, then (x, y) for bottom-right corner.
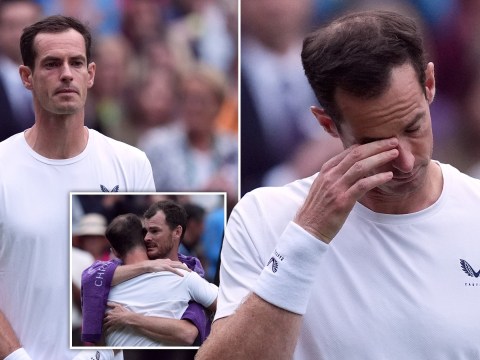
(104, 303), (198, 345)
(111, 259), (189, 286)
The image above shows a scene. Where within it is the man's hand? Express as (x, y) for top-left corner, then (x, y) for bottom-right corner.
(294, 137), (399, 243)
(104, 302), (131, 334)
(145, 259), (191, 276)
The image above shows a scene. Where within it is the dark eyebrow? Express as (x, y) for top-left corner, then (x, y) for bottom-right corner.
(40, 55), (86, 63)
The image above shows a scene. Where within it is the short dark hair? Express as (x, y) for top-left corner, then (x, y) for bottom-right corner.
(20, 15), (92, 70)
(144, 200), (188, 241)
(301, 10), (427, 126)
(105, 213), (145, 259)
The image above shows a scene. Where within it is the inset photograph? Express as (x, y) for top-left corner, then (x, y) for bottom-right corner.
(70, 192), (225, 350)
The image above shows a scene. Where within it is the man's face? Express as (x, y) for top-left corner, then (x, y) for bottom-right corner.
(144, 211), (178, 259)
(24, 29), (95, 116)
(336, 63), (435, 197)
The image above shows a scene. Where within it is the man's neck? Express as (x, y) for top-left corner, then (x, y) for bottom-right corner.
(122, 248), (150, 265)
(25, 113), (88, 159)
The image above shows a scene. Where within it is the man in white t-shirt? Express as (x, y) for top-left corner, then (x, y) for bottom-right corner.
(103, 211), (217, 347)
(0, 15), (158, 360)
(197, 10), (480, 360)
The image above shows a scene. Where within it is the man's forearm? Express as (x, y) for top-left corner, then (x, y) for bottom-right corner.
(111, 262), (149, 286)
(123, 313), (198, 345)
(0, 310), (21, 359)
(111, 259), (189, 286)
(195, 293), (302, 360)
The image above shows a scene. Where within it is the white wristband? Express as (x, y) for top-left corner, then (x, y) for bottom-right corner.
(4, 348), (32, 360)
(72, 350), (115, 360)
(253, 221), (328, 315)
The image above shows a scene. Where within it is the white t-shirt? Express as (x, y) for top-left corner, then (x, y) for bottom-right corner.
(0, 129), (155, 360)
(216, 163), (480, 359)
(106, 269), (218, 347)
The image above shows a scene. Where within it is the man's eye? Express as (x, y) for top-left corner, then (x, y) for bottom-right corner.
(406, 127), (420, 133)
(45, 62), (59, 68)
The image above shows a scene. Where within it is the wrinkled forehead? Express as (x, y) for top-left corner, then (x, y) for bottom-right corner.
(145, 210), (167, 228)
(33, 29), (86, 58)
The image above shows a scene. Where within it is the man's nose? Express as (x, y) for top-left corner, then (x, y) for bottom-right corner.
(391, 139), (415, 173)
(60, 63), (73, 82)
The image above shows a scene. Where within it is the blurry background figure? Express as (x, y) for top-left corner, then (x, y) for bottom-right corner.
(130, 67), (181, 147)
(240, 0), (340, 194)
(200, 202), (225, 283)
(85, 34), (135, 143)
(121, 0), (165, 55)
(0, 0), (41, 141)
(72, 213), (110, 261)
(180, 202), (207, 261)
(142, 64), (238, 202)
(166, 0), (237, 74)
(35, 0), (121, 35)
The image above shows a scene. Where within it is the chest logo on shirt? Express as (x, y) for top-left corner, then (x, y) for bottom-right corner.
(100, 185), (119, 192)
(460, 259), (480, 278)
(267, 257), (279, 273)
(460, 259), (480, 287)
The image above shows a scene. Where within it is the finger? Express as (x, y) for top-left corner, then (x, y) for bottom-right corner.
(346, 171), (394, 200)
(335, 138), (398, 175)
(172, 262), (192, 272)
(342, 148), (398, 186)
(167, 266), (185, 277)
(320, 143), (359, 173)
(106, 301), (118, 309)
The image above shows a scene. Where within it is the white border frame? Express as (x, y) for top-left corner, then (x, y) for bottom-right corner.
(69, 191), (227, 351)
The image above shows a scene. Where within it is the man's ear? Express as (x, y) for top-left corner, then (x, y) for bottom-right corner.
(425, 62), (436, 104)
(87, 62), (96, 88)
(19, 65), (33, 90)
(311, 106), (340, 138)
(174, 225), (183, 242)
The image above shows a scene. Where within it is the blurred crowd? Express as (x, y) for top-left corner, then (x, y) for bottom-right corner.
(0, 0), (238, 201)
(241, 0), (480, 194)
(71, 193), (225, 348)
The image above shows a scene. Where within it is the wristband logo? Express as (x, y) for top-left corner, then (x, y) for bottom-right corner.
(267, 257), (278, 273)
(460, 259), (480, 278)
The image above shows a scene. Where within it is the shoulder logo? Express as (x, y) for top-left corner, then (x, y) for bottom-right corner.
(100, 185), (119, 192)
(267, 257), (278, 273)
(460, 259), (480, 278)
(96, 351), (101, 360)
